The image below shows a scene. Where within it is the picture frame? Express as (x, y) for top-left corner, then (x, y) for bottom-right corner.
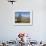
(14, 10), (33, 26)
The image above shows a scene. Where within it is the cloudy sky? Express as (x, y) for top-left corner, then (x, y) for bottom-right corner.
(15, 12), (30, 17)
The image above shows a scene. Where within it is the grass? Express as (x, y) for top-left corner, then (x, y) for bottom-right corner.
(15, 17), (30, 23)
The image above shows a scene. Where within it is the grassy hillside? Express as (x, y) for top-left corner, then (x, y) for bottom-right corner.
(15, 17), (30, 23)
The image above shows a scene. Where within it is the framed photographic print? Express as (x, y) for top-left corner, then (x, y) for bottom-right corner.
(14, 10), (33, 26)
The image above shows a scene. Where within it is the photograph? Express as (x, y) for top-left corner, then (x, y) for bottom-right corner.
(15, 11), (32, 25)
(15, 12), (30, 23)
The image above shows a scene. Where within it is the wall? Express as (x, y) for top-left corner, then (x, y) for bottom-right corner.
(0, 0), (46, 42)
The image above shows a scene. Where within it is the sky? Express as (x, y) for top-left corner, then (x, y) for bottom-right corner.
(15, 12), (30, 17)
